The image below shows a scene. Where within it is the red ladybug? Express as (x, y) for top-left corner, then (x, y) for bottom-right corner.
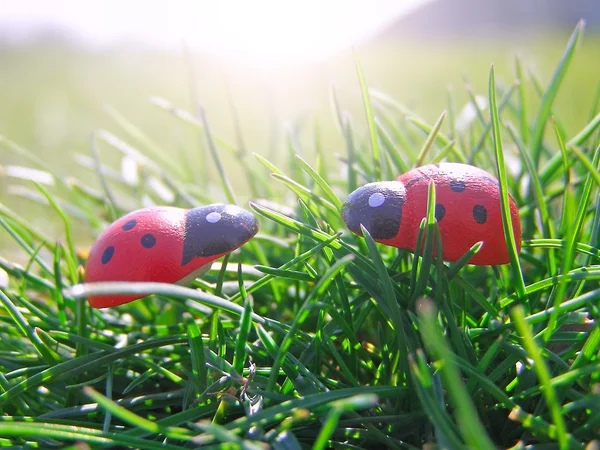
(85, 204), (258, 308)
(341, 163), (521, 265)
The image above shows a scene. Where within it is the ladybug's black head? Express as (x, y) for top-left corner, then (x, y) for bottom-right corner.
(341, 181), (406, 240)
(181, 204), (258, 265)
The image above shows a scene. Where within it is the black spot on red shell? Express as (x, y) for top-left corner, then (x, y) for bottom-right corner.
(450, 180), (466, 192)
(141, 234), (156, 248)
(435, 204), (446, 222)
(122, 219), (137, 231)
(101, 246), (114, 264)
(473, 205), (487, 224)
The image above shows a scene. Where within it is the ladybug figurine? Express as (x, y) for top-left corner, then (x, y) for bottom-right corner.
(341, 163), (521, 265)
(85, 204), (259, 308)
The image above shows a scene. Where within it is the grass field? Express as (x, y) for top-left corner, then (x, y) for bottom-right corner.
(0, 21), (599, 449)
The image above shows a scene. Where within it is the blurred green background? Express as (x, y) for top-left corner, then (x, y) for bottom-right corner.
(1, 1), (599, 257)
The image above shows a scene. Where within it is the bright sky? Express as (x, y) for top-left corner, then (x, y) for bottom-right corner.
(0, 0), (433, 64)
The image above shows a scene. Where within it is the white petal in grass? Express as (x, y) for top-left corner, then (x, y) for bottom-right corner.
(7, 185), (89, 221)
(121, 155), (139, 186)
(8, 185), (45, 202)
(505, 152), (522, 178)
(456, 95), (488, 132)
(141, 194), (156, 209)
(114, 333), (128, 349)
(73, 153), (124, 181)
(3, 165), (54, 185)
(146, 176), (175, 203)
(120, 313), (134, 326)
(516, 358), (535, 374)
(73, 153), (95, 168)
(96, 130), (152, 167)
(34, 94), (69, 149)
(368, 192), (385, 207)
(211, 261), (263, 278)
(0, 268), (8, 288)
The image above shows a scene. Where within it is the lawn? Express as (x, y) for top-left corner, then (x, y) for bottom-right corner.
(0, 22), (599, 449)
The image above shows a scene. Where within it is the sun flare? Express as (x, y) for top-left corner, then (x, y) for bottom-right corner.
(2, 0), (433, 66)
(166, 0), (431, 66)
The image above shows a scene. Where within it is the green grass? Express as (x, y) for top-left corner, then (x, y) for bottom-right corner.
(0, 22), (599, 449)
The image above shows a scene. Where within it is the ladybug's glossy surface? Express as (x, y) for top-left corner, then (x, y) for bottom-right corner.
(85, 204), (258, 308)
(341, 163), (521, 265)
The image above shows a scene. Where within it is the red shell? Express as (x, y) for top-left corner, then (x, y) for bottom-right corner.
(85, 204), (258, 308)
(341, 163), (522, 265)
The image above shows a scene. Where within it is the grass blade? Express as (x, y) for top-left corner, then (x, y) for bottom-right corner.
(354, 48), (381, 180)
(489, 65), (527, 302)
(511, 305), (570, 450)
(530, 20), (584, 163)
(417, 298), (496, 449)
(295, 155), (342, 210)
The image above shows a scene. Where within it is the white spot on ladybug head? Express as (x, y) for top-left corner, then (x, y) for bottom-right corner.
(223, 205), (241, 216)
(368, 192), (385, 208)
(206, 212), (222, 224)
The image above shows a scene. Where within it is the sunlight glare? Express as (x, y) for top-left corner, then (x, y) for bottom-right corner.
(1, 0), (434, 66)
(167, 0), (431, 66)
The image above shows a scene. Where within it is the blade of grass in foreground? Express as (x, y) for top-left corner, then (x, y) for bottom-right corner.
(417, 298), (495, 450)
(67, 282), (267, 324)
(511, 305), (570, 450)
(488, 65), (527, 303)
(409, 350), (464, 449)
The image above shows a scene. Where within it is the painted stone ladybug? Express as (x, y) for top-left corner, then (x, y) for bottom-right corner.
(85, 204), (259, 308)
(341, 163), (521, 265)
